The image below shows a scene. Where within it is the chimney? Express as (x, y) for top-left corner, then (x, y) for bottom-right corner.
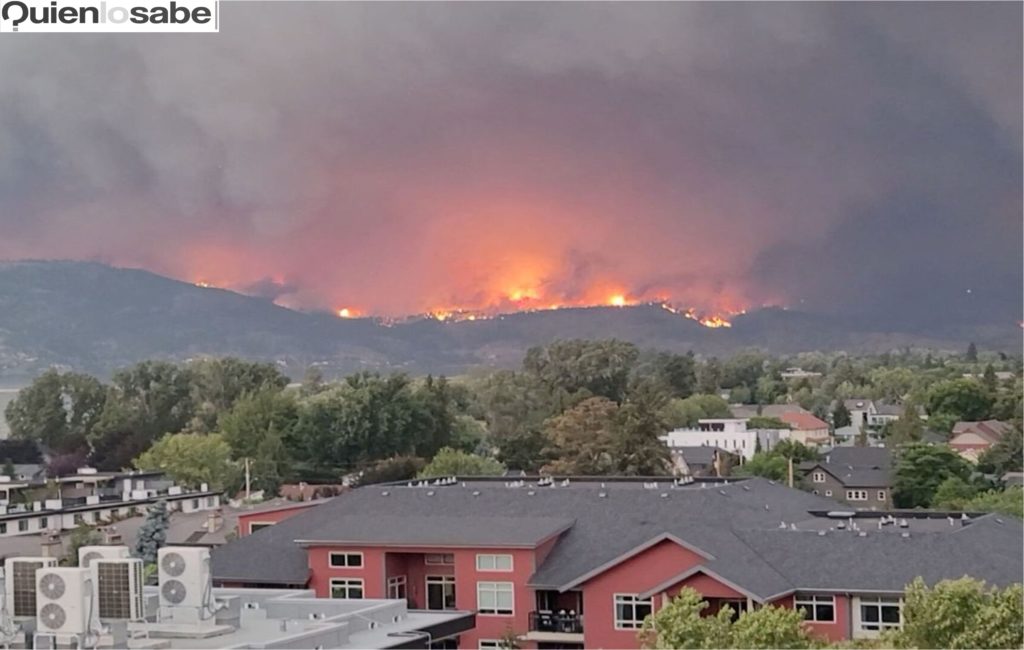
(206, 508), (224, 533)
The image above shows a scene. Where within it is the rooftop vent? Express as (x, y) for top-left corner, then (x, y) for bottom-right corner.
(472, 491), (480, 497)
(898, 518), (909, 528)
(817, 530), (827, 536)
(598, 492), (607, 498)
(527, 490), (535, 496)
(742, 485), (751, 491)
(660, 493), (669, 498)
(858, 531), (867, 537)
(426, 491), (435, 497)
(901, 532), (911, 538)
(381, 491), (389, 496)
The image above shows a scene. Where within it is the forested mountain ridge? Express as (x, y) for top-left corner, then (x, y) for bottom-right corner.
(0, 260), (1018, 381)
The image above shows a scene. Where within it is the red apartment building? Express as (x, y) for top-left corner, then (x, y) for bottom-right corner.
(215, 476), (1022, 649)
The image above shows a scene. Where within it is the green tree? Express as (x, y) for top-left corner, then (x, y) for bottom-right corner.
(696, 358), (724, 395)
(931, 476), (978, 506)
(660, 395), (731, 429)
(926, 379), (995, 422)
(542, 397), (619, 475)
(134, 500), (170, 565)
(217, 390), (298, 460)
(645, 352), (697, 399)
(884, 401), (925, 446)
(735, 454), (789, 481)
(893, 443), (973, 508)
(133, 433), (238, 490)
(977, 424), (1023, 475)
(63, 524), (102, 567)
(982, 364), (999, 393)
(615, 381), (672, 475)
(356, 456), (426, 486)
(187, 357), (288, 432)
(2, 458), (15, 477)
(831, 402), (851, 429)
(886, 577), (1022, 649)
(5, 370), (106, 454)
(640, 587), (820, 649)
(748, 416), (788, 430)
(418, 447), (504, 478)
(249, 431), (289, 495)
(476, 370), (555, 472)
(524, 339), (640, 404)
(88, 361), (196, 470)
(965, 342), (978, 363)
(953, 487), (1024, 519)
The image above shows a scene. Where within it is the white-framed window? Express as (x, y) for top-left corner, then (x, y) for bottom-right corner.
(476, 581), (514, 615)
(857, 597), (902, 634)
(825, 490), (833, 497)
(425, 553), (455, 565)
(614, 594), (653, 629)
(330, 578), (364, 599)
(426, 575), (456, 610)
(846, 490), (868, 501)
(877, 490), (887, 501)
(478, 641), (505, 650)
(795, 594), (835, 622)
(476, 554), (513, 572)
(329, 552), (364, 568)
(248, 521), (274, 534)
(18, 519), (29, 532)
(387, 575), (407, 599)
(812, 471), (826, 483)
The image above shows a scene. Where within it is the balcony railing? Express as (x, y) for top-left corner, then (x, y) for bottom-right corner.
(529, 611), (584, 635)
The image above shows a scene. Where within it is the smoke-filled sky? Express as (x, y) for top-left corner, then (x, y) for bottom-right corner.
(0, 2), (1021, 327)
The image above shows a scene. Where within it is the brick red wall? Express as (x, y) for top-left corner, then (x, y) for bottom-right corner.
(236, 502), (320, 536)
(580, 538), (705, 648)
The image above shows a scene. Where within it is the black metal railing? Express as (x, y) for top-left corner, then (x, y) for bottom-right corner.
(529, 611), (584, 634)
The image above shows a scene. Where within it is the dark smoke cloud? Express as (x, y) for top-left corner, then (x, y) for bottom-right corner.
(0, 2), (1019, 326)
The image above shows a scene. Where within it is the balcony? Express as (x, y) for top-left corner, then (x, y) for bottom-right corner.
(526, 610), (584, 644)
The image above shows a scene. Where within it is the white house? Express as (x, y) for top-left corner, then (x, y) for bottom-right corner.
(662, 419), (785, 461)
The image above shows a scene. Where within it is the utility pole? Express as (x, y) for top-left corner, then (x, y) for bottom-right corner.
(243, 458), (251, 503)
(787, 455), (794, 488)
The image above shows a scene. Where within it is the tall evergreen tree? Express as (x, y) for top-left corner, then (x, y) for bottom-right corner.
(134, 500), (169, 565)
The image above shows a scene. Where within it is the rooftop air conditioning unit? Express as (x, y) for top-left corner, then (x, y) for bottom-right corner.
(157, 547), (211, 610)
(92, 558), (144, 621)
(78, 545), (130, 569)
(36, 567), (92, 636)
(4, 557), (58, 618)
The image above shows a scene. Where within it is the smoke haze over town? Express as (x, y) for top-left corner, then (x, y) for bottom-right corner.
(0, 2), (1020, 328)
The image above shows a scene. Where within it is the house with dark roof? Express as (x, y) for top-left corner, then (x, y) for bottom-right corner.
(949, 420), (1014, 462)
(211, 476), (1022, 649)
(801, 447), (893, 509)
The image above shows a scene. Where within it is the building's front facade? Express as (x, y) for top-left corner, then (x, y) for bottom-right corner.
(212, 477), (1022, 649)
(663, 419), (782, 461)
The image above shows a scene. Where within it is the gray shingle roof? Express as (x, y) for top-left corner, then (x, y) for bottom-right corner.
(296, 514), (575, 547)
(211, 478), (1023, 599)
(672, 446), (728, 467)
(823, 447), (892, 469)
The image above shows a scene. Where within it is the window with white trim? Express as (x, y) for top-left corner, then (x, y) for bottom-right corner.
(614, 594), (653, 629)
(812, 471), (826, 483)
(387, 575), (407, 599)
(425, 553), (455, 565)
(795, 594), (835, 622)
(846, 490), (868, 501)
(329, 578), (364, 599)
(478, 641), (506, 650)
(858, 597), (902, 632)
(476, 581), (514, 615)
(877, 490), (887, 501)
(476, 554), (513, 572)
(249, 522), (274, 534)
(329, 552), (364, 568)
